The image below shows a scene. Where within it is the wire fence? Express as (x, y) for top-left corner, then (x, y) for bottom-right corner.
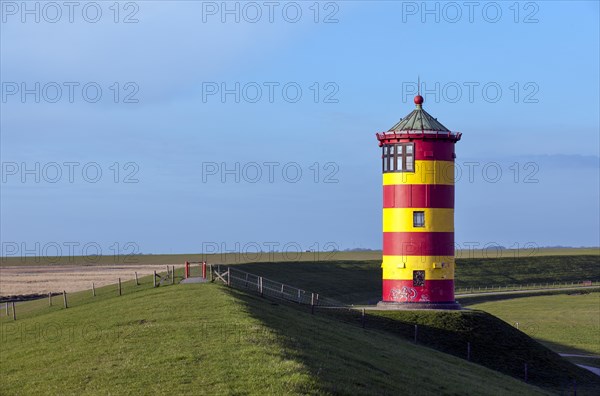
(0, 266), (181, 322)
(211, 265), (346, 308)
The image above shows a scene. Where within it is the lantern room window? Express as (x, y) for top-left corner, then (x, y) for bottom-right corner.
(382, 143), (414, 173)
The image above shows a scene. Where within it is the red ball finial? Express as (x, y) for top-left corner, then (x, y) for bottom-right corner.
(414, 95), (424, 105)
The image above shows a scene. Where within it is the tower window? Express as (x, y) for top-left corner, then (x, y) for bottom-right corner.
(382, 143), (414, 173)
(413, 211), (425, 227)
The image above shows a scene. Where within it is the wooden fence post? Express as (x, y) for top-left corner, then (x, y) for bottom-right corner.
(12, 302), (16, 320)
(118, 278), (122, 296)
(166, 266), (169, 278)
(63, 291), (68, 309)
(153, 271), (157, 287)
(227, 269), (231, 286)
(48, 293), (52, 307)
(135, 272), (139, 286)
(92, 283), (96, 297)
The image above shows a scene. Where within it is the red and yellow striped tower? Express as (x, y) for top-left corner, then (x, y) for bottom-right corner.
(376, 94), (462, 309)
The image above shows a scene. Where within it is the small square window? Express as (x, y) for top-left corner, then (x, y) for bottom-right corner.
(413, 211), (425, 227)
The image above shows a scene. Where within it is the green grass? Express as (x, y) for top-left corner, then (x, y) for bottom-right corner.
(469, 293), (600, 356)
(311, 306), (600, 395)
(2, 247), (597, 266)
(227, 255), (600, 305)
(455, 255), (600, 289)
(2, 254), (599, 394)
(369, 309), (599, 394)
(0, 283), (551, 395)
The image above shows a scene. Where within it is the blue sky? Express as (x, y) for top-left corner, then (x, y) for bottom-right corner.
(1, 1), (599, 257)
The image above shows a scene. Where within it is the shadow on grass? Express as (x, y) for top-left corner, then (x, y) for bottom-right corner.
(536, 339), (600, 357)
(233, 260), (382, 304)
(224, 286), (600, 396)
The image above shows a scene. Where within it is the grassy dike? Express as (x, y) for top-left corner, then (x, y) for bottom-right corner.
(228, 255), (600, 304)
(0, 282), (550, 396)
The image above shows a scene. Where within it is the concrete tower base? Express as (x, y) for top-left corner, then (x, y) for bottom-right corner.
(376, 301), (462, 310)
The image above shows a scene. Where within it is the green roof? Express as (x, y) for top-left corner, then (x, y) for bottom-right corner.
(389, 103), (450, 132)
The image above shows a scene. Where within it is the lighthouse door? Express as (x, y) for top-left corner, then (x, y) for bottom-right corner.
(413, 270), (425, 287)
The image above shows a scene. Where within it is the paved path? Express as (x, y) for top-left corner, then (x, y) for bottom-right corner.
(575, 364), (600, 376)
(180, 277), (209, 284)
(559, 354), (600, 377)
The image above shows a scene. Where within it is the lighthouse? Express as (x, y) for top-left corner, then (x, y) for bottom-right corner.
(376, 94), (461, 309)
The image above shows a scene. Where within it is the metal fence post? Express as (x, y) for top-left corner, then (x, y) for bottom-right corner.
(259, 277), (263, 297)
(311, 293), (315, 314)
(118, 278), (122, 296)
(414, 324), (418, 343)
(153, 271), (157, 287)
(12, 302), (16, 320)
(135, 272), (139, 285)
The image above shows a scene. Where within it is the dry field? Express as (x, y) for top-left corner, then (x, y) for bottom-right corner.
(0, 265), (182, 297)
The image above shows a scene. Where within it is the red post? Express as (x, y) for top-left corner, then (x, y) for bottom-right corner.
(202, 261), (207, 279)
(185, 261), (190, 279)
